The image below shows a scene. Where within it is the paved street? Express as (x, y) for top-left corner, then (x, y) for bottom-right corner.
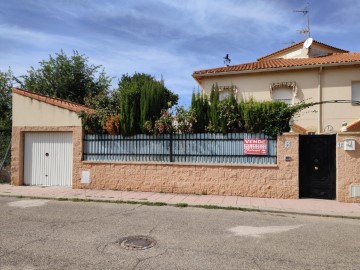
(0, 197), (359, 270)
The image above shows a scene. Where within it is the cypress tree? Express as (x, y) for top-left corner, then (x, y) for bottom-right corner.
(119, 73), (178, 136)
(208, 83), (220, 132)
(191, 91), (210, 133)
(120, 82), (140, 136)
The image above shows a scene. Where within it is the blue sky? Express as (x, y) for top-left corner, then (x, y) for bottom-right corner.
(1, 0), (360, 107)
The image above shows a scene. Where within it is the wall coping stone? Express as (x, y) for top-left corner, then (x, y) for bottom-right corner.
(82, 160), (279, 168)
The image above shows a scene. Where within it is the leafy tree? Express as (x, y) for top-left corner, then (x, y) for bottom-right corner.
(0, 69), (15, 175)
(191, 91), (209, 133)
(0, 69), (16, 130)
(79, 90), (120, 134)
(21, 50), (111, 104)
(118, 73), (178, 136)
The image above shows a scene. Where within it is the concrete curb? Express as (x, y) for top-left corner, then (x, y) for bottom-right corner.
(2, 193), (360, 220)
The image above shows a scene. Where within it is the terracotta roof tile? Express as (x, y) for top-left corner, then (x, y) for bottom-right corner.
(12, 88), (94, 114)
(257, 40), (349, 61)
(292, 124), (307, 134)
(346, 118), (360, 131)
(193, 53), (360, 77)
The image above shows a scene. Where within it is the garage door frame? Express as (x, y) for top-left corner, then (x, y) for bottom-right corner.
(24, 132), (73, 187)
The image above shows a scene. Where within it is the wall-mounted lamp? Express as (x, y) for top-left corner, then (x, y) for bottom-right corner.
(340, 121), (347, 132)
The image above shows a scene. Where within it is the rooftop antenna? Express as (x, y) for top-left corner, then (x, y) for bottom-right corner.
(294, 2), (310, 37)
(223, 54), (231, 67)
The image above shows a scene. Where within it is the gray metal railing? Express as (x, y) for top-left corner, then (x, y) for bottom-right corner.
(83, 133), (277, 165)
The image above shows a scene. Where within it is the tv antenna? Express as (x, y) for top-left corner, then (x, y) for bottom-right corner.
(224, 54), (231, 67)
(294, 2), (310, 37)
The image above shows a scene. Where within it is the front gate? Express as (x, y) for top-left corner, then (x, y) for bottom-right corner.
(299, 135), (336, 199)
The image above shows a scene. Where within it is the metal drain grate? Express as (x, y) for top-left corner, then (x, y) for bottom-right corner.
(118, 236), (156, 250)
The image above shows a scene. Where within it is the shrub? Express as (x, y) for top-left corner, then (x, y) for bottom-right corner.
(174, 106), (196, 134)
(79, 90), (119, 134)
(153, 110), (175, 135)
(218, 92), (242, 133)
(105, 115), (121, 135)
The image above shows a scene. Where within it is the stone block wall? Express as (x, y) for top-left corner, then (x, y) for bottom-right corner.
(336, 133), (360, 203)
(74, 134), (300, 199)
(12, 127), (360, 202)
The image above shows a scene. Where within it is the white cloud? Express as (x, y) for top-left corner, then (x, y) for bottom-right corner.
(0, 24), (92, 49)
(1, 0), (359, 106)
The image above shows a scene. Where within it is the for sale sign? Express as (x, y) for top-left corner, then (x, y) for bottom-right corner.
(244, 139), (267, 155)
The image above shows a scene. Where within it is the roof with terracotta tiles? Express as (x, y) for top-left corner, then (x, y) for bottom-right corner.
(257, 40), (349, 61)
(12, 88), (94, 114)
(292, 123), (307, 134)
(193, 53), (360, 77)
(346, 118), (360, 131)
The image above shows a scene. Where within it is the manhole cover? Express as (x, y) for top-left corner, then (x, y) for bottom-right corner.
(118, 236), (156, 250)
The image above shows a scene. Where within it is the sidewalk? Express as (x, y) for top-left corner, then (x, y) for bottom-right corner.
(1, 184), (359, 219)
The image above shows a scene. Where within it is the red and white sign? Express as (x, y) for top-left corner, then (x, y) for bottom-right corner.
(244, 139), (267, 155)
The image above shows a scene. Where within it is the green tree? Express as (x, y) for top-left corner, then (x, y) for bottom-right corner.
(118, 73), (178, 136)
(140, 78), (168, 133)
(21, 50), (111, 104)
(0, 69), (15, 175)
(191, 91), (209, 133)
(79, 90), (120, 134)
(0, 69), (16, 130)
(218, 91), (241, 133)
(207, 83), (220, 132)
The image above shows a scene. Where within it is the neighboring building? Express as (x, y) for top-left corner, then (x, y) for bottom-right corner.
(192, 39), (360, 133)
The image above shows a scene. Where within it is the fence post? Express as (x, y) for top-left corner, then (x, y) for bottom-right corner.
(170, 133), (173, 162)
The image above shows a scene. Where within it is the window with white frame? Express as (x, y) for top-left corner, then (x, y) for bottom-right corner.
(271, 88), (293, 104)
(219, 86), (238, 101)
(219, 90), (231, 101)
(270, 82), (297, 105)
(352, 82), (360, 105)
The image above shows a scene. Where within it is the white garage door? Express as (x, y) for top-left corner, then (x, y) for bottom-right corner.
(24, 132), (73, 187)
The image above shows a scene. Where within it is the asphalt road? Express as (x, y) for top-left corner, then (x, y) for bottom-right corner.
(0, 197), (359, 270)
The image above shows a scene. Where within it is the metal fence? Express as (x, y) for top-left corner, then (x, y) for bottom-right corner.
(84, 133), (277, 165)
(0, 129), (11, 183)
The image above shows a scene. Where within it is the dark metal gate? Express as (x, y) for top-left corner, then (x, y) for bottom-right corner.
(299, 135), (336, 199)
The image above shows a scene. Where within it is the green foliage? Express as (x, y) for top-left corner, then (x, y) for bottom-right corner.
(21, 50), (111, 104)
(242, 99), (286, 134)
(208, 84), (221, 132)
(153, 110), (175, 135)
(0, 69), (16, 130)
(119, 80), (141, 136)
(262, 101), (315, 136)
(174, 106), (196, 134)
(140, 78), (169, 133)
(240, 99), (315, 136)
(190, 86), (315, 136)
(79, 90), (119, 134)
(118, 73), (178, 136)
(145, 106), (196, 135)
(218, 91), (241, 133)
(191, 91), (209, 133)
(204, 84), (242, 133)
